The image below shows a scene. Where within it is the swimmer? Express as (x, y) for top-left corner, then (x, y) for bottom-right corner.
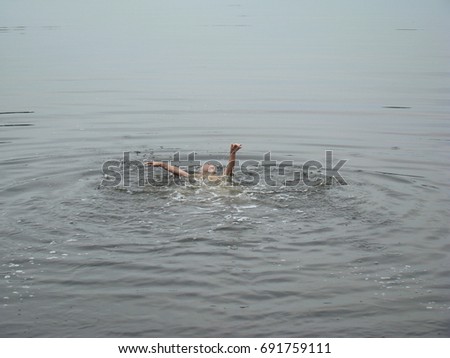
(144, 143), (242, 182)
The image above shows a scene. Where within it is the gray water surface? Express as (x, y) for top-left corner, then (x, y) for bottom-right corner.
(1, 0), (449, 337)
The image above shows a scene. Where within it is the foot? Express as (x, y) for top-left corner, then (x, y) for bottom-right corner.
(230, 143), (242, 153)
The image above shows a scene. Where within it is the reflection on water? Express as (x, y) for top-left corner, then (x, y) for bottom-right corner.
(1, 0), (450, 337)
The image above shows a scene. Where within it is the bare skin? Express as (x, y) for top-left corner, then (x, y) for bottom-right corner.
(225, 143), (242, 177)
(145, 143), (242, 182)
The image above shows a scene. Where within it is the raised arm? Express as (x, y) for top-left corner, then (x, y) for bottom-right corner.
(145, 161), (189, 177)
(225, 143), (242, 177)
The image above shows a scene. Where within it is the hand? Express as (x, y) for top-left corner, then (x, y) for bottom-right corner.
(230, 143), (242, 154)
(144, 161), (163, 167)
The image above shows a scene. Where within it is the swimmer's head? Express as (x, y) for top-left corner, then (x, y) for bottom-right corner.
(200, 163), (217, 175)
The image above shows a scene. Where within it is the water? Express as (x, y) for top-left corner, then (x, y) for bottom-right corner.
(1, 0), (449, 337)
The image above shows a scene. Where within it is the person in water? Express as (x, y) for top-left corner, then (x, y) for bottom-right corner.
(144, 143), (242, 183)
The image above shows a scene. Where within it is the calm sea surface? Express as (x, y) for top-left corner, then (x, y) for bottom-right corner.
(1, 0), (449, 337)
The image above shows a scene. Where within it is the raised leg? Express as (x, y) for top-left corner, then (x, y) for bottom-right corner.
(224, 143), (242, 177)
